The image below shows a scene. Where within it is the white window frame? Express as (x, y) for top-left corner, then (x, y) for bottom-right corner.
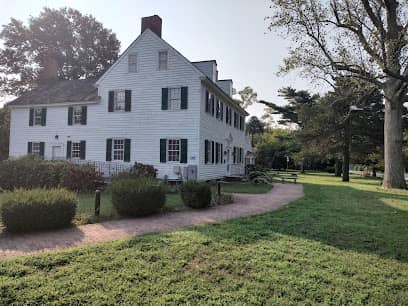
(128, 53), (137, 73)
(71, 142), (81, 159)
(169, 87), (181, 110)
(32, 142), (41, 155)
(114, 91), (126, 112)
(34, 108), (42, 126)
(73, 106), (82, 125)
(158, 50), (168, 70)
(167, 139), (180, 162)
(112, 139), (125, 161)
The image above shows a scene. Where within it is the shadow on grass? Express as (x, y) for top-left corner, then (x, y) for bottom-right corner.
(192, 181), (408, 262)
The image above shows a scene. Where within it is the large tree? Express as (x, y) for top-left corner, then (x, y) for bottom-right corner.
(0, 7), (120, 95)
(0, 105), (10, 160)
(268, 0), (408, 189)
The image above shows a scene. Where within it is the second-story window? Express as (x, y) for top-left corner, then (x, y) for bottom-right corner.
(169, 88), (181, 110)
(115, 91), (126, 112)
(34, 108), (43, 126)
(73, 107), (82, 125)
(159, 50), (168, 70)
(128, 53), (137, 72)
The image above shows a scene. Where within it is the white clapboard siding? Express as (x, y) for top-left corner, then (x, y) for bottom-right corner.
(9, 29), (252, 181)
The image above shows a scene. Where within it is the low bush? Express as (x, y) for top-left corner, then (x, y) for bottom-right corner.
(0, 156), (102, 192)
(110, 177), (165, 217)
(115, 162), (158, 180)
(180, 181), (212, 209)
(1, 188), (77, 233)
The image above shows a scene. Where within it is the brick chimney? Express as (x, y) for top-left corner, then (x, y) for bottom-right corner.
(38, 57), (59, 85)
(141, 15), (162, 37)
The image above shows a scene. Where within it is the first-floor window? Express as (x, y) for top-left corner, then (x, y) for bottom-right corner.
(113, 139), (125, 160)
(32, 142), (41, 155)
(71, 142), (81, 159)
(167, 139), (180, 162)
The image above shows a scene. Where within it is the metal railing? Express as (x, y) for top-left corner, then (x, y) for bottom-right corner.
(69, 159), (132, 177)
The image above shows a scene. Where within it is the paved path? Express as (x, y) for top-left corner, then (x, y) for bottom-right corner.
(0, 183), (303, 259)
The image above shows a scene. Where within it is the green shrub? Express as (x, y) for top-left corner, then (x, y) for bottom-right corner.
(180, 181), (212, 209)
(1, 188), (77, 233)
(0, 156), (102, 192)
(115, 162), (158, 180)
(110, 177), (165, 217)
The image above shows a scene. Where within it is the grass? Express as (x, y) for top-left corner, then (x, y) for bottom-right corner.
(0, 173), (407, 304)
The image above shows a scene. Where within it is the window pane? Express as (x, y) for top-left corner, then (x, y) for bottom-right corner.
(32, 142), (41, 155)
(128, 54), (137, 72)
(73, 107), (82, 124)
(115, 91), (126, 111)
(113, 139), (124, 161)
(71, 142), (81, 159)
(34, 109), (42, 125)
(167, 139), (180, 162)
(159, 51), (168, 70)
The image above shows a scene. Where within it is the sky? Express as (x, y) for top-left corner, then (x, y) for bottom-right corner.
(0, 0), (328, 118)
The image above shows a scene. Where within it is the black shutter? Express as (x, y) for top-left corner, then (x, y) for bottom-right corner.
(204, 140), (209, 164)
(41, 108), (47, 126)
(161, 88), (168, 110)
(81, 106), (87, 125)
(216, 143), (219, 164)
(211, 141), (215, 164)
(124, 139), (131, 162)
(106, 139), (112, 161)
(29, 109), (34, 126)
(233, 147), (236, 163)
(220, 103), (224, 120)
(205, 91), (209, 113)
(67, 141), (72, 159)
(80, 141), (86, 160)
(181, 87), (188, 109)
(211, 95), (215, 116)
(39, 142), (45, 157)
(27, 142), (32, 154)
(125, 90), (131, 112)
(160, 139), (167, 162)
(180, 139), (187, 163)
(108, 91), (114, 112)
(68, 107), (73, 125)
(221, 144), (223, 164)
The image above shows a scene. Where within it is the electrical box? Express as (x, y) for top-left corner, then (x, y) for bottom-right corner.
(186, 165), (198, 181)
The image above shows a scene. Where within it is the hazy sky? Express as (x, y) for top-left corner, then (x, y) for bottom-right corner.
(0, 0), (327, 117)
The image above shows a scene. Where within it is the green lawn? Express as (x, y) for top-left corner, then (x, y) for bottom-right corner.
(0, 173), (407, 304)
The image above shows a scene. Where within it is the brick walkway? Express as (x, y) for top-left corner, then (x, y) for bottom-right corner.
(0, 183), (304, 259)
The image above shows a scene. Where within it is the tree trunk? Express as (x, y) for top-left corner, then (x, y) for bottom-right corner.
(300, 159), (305, 174)
(334, 159), (342, 177)
(382, 82), (406, 189)
(342, 118), (350, 182)
(372, 167), (377, 178)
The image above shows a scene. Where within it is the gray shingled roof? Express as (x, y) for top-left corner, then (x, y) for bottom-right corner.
(8, 79), (99, 106)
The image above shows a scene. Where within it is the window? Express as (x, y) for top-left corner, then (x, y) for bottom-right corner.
(34, 108), (42, 126)
(32, 142), (41, 155)
(234, 112), (239, 128)
(159, 50), (168, 70)
(71, 142), (81, 159)
(167, 139), (180, 162)
(114, 91), (126, 112)
(113, 139), (125, 161)
(73, 107), (82, 125)
(169, 88), (181, 110)
(205, 91), (211, 114)
(128, 53), (137, 72)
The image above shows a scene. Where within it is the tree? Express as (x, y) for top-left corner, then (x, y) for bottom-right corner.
(0, 7), (120, 95)
(236, 86), (258, 109)
(268, 0), (408, 189)
(0, 105), (10, 160)
(246, 116), (265, 146)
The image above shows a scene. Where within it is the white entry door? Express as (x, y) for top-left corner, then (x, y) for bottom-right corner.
(52, 145), (63, 160)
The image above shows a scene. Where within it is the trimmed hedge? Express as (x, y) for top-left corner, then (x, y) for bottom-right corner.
(180, 181), (212, 209)
(115, 162), (158, 180)
(1, 188), (77, 233)
(0, 155), (102, 192)
(110, 177), (165, 217)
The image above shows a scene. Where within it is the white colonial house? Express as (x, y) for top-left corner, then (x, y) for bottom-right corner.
(8, 15), (253, 181)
